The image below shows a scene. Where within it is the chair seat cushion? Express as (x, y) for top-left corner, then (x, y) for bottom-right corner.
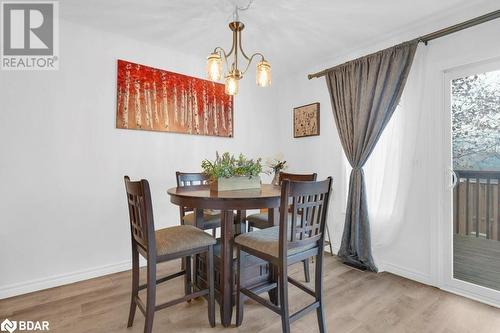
(155, 225), (216, 256)
(246, 212), (292, 229)
(182, 210), (221, 228)
(234, 226), (315, 258)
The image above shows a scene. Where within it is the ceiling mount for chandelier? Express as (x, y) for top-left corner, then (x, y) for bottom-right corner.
(206, 0), (271, 96)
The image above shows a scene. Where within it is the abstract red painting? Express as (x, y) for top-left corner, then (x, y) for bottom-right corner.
(116, 60), (233, 137)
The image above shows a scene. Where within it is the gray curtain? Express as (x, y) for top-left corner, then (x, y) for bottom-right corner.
(325, 41), (418, 272)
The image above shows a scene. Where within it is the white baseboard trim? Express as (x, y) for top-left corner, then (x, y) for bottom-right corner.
(0, 260), (133, 300)
(378, 261), (434, 286)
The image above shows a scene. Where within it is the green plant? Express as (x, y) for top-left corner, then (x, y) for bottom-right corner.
(201, 152), (262, 181)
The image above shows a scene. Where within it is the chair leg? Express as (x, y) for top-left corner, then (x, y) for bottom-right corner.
(278, 264), (290, 333)
(180, 215), (186, 278)
(302, 258), (311, 283)
(185, 255), (192, 303)
(236, 246), (244, 326)
(325, 223), (334, 256)
(144, 260), (156, 333)
(315, 252), (327, 333)
(236, 210), (247, 235)
(207, 246), (215, 327)
(127, 246), (139, 328)
(267, 264), (279, 306)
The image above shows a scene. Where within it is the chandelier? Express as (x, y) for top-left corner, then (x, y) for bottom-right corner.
(206, 1), (271, 95)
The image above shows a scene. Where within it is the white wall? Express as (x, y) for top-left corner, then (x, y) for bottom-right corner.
(0, 20), (279, 298)
(275, 74), (345, 251)
(275, 18), (500, 291)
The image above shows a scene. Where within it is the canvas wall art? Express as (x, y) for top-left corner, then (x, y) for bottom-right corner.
(116, 60), (233, 137)
(293, 102), (320, 138)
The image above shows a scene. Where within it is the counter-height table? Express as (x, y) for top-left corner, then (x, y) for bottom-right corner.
(167, 184), (281, 327)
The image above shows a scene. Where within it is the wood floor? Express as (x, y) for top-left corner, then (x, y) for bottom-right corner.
(1, 255), (499, 333)
(454, 234), (500, 292)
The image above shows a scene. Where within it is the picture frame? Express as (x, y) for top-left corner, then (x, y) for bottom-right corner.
(293, 102), (320, 138)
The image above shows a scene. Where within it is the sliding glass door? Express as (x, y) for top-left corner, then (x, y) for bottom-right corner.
(442, 60), (500, 306)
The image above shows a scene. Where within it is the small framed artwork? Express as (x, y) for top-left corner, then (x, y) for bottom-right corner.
(293, 102), (320, 138)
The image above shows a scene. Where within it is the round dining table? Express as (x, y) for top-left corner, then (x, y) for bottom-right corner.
(167, 184), (281, 327)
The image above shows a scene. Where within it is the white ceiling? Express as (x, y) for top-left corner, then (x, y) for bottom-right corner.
(61, 0), (499, 76)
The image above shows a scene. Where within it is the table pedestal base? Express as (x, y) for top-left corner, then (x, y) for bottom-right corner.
(194, 243), (274, 326)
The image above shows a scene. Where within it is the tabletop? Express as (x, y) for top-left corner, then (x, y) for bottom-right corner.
(167, 184), (281, 210)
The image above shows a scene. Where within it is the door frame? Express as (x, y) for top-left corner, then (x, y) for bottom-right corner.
(439, 58), (500, 307)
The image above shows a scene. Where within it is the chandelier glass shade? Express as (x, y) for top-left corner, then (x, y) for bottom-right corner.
(256, 60), (271, 87)
(206, 21), (271, 95)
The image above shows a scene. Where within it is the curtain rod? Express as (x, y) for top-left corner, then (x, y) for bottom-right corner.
(308, 9), (500, 80)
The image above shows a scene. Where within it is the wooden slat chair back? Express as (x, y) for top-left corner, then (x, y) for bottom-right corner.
(279, 171), (334, 259)
(175, 172), (221, 235)
(124, 176), (155, 255)
(279, 171), (317, 184)
(281, 178), (331, 258)
(176, 171), (210, 214)
(176, 171), (210, 187)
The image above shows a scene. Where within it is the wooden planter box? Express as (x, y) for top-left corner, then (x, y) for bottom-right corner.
(210, 176), (261, 191)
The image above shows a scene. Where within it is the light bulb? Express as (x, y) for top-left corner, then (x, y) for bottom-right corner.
(206, 52), (222, 81)
(256, 60), (271, 87)
(225, 75), (239, 95)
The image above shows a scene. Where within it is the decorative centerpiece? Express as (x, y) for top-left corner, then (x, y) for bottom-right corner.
(202, 152), (262, 191)
(266, 156), (287, 186)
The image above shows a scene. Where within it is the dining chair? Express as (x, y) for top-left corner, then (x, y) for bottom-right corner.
(124, 176), (215, 333)
(235, 177), (333, 333)
(176, 172), (221, 237)
(246, 172), (317, 282)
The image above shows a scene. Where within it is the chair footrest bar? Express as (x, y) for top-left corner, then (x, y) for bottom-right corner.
(134, 295), (146, 315)
(248, 281), (278, 295)
(241, 288), (281, 314)
(289, 301), (320, 323)
(138, 270), (185, 290)
(288, 276), (315, 297)
(155, 289), (208, 311)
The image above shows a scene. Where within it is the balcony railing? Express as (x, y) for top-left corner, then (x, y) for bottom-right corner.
(454, 170), (500, 240)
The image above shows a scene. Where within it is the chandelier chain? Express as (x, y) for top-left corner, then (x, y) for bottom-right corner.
(227, 0), (255, 22)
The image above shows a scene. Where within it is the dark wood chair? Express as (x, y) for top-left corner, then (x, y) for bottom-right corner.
(246, 172), (317, 282)
(124, 176), (216, 333)
(176, 172), (221, 237)
(235, 177), (333, 333)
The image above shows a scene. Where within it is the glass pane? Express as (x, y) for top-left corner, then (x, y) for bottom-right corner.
(452, 69), (500, 291)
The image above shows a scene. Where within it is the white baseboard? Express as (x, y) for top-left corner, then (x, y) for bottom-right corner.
(378, 261), (434, 286)
(0, 260), (133, 300)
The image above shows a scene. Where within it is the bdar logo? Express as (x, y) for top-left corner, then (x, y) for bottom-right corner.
(0, 319), (17, 333)
(0, 319), (49, 332)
